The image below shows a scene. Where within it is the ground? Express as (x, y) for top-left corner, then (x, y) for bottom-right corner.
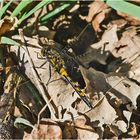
(0, 1), (140, 139)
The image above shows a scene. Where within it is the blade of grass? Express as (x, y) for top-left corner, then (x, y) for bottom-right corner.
(105, 0), (140, 19)
(14, 117), (34, 129)
(0, 36), (20, 46)
(40, 2), (73, 24)
(11, 0), (33, 17)
(0, 0), (13, 19)
(0, 0), (4, 8)
(18, 0), (53, 24)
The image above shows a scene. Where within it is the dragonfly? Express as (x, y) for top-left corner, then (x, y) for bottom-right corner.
(40, 23), (93, 108)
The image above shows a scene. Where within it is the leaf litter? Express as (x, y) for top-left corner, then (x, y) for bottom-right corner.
(1, 1), (140, 139)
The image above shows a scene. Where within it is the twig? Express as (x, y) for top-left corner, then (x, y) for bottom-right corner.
(37, 101), (54, 125)
(18, 29), (57, 119)
(37, 104), (48, 125)
(37, 91), (57, 124)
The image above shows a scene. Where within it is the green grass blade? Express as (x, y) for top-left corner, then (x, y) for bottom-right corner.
(11, 0), (33, 17)
(0, 37), (20, 46)
(18, 0), (53, 24)
(14, 117), (34, 128)
(0, 0), (13, 19)
(40, 3), (72, 24)
(106, 0), (140, 19)
(0, 0), (4, 6)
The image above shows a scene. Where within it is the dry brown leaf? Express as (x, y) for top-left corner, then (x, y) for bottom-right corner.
(127, 122), (138, 137)
(121, 122), (138, 138)
(10, 17), (140, 139)
(75, 118), (99, 139)
(117, 12), (140, 26)
(103, 124), (121, 138)
(86, 1), (108, 22)
(114, 120), (127, 133)
(130, 0), (140, 4)
(86, 1), (110, 31)
(76, 25), (118, 69)
(23, 118), (62, 140)
(92, 8), (111, 32)
(0, 17), (15, 36)
(91, 24), (118, 51)
(111, 19), (127, 28)
(63, 121), (78, 139)
(110, 26), (140, 81)
(92, 12), (105, 32)
(79, 64), (140, 124)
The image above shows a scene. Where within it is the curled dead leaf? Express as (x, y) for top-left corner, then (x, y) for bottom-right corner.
(86, 1), (108, 22)
(86, 1), (110, 31)
(92, 8), (111, 32)
(117, 12), (140, 26)
(0, 17), (15, 36)
(111, 19), (127, 28)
